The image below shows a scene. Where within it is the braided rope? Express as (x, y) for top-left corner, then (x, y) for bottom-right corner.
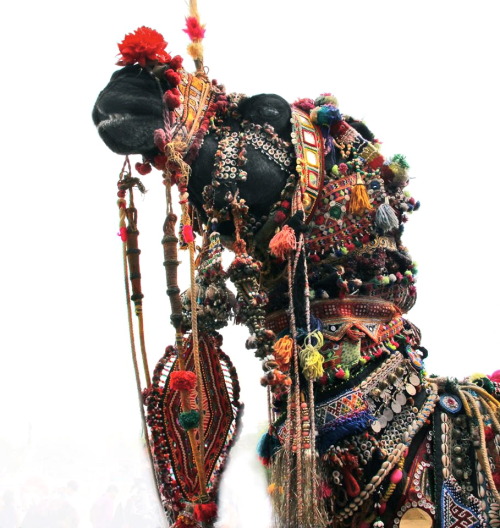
(461, 390), (500, 505)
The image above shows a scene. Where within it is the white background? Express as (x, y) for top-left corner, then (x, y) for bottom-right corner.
(1, 1), (499, 527)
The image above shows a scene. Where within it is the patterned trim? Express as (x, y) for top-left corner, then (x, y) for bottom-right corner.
(266, 297), (402, 336)
(441, 478), (486, 528)
(173, 73), (217, 152)
(291, 108), (325, 222)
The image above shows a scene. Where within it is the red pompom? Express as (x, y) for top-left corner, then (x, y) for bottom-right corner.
(484, 426), (495, 442)
(338, 163), (348, 175)
(117, 26), (172, 67)
(135, 162), (152, 175)
(164, 89), (182, 110)
(165, 69), (181, 87)
(154, 129), (167, 151)
(193, 502), (217, 522)
(274, 210), (286, 224)
(169, 370), (197, 391)
(169, 55), (184, 70)
(183, 16), (206, 41)
(493, 471), (500, 489)
(293, 98), (315, 112)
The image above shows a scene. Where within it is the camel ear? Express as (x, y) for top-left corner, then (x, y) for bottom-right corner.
(239, 94), (292, 138)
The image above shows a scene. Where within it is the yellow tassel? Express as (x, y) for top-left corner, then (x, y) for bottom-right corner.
(349, 174), (372, 216)
(300, 346), (324, 379)
(187, 42), (204, 61)
(299, 331), (325, 380)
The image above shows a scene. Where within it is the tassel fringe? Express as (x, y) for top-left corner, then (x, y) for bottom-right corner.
(349, 175), (372, 216)
(269, 447), (329, 527)
(375, 202), (399, 233)
(269, 225), (297, 259)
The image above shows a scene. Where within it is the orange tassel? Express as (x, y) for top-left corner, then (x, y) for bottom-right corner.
(349, 175), (372, 216)
(273, 335), (293, 371)
(269, 225), (296, 259)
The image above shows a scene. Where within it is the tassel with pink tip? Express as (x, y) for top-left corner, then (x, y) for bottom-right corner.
(269, 225), (296, 259)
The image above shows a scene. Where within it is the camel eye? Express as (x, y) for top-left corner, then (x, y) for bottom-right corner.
(259, 106), (280, 118)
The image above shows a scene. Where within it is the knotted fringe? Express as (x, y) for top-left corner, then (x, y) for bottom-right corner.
(269, 447), (329, 528)
(349, 175), (372, 216)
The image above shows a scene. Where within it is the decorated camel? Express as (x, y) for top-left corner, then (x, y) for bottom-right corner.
(93, 20), (500, 528)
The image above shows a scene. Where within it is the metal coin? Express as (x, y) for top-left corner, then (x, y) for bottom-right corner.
(391, 401), (402, 413)
(378, 415), (388, 428)
(406, 383), (417, 396)
(409, 374), (421, 386)
(396, 393), (407, 405)
(383, 408), (394, 421)
(371, 420), (382, 433)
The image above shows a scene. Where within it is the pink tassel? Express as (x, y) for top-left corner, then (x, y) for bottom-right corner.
(269, 225), (296, 259)
(182, 225), (195, 243)
(118, 227), (127, 242)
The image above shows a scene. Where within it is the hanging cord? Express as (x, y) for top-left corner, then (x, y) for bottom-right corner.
(125, 189), (152, 385)
(184, 201), (208, 496)
(162, 175), (208, 499)
(117, 158), (165, 522)
(300, 235), (322, 522)
(118, 159), (151, 386)
(290, 235), (305, 524)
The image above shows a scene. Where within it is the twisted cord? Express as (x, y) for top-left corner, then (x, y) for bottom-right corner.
(118, 175), (164, 520)
(462, 390), (500, 505)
